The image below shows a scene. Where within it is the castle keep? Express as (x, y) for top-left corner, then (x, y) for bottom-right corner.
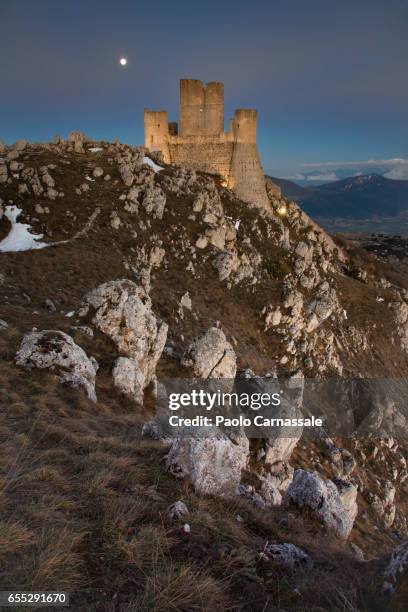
(144, 79), (269, 209)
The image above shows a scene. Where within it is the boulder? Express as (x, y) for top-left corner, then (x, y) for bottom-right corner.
(181, 327), (236, 379)
(112, 356), (145, 402)
(213, 251), (234, 281)
(165, 430), (249, 496)
(264, 543), (313, 571)
(79, 280), (167, 403)
(141, 184), (166, 219)
(284, 469), (358, 539)
(92, 166), (104, 178)
(264, 437), (299, 466)
(383, 541), (408, 603)
(16, 330), (98, 401)
(13, 139), (27, 152)
(236, 483), (267, 508)
(167, 501), (189, 520)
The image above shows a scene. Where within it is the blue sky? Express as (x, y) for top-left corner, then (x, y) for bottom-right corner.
(1, 0), (407, 181)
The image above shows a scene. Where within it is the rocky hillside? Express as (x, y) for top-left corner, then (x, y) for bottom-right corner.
(0, 134), (407, 610)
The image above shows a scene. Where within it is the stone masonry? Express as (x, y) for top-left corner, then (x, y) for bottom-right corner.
(144, 79), (269, 209)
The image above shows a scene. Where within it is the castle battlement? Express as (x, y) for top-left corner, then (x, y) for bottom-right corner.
(144, 79), (269, 209)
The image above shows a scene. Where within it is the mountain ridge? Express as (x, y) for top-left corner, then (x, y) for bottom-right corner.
(269, 173), (408, 220)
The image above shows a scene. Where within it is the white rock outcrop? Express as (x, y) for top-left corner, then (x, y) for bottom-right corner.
(165, 431), (249, 496)
(79, 280), (167, 403)
(383, 540), (408, 593)
(167, 500), (189, 520)
(16, 330), (98, 401)
(283, 469), (358, 539)
(264, 543), (313, 571)
(181, 327), (236, 379)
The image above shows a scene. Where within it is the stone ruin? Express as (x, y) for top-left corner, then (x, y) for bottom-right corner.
(144, 78), (269, 209)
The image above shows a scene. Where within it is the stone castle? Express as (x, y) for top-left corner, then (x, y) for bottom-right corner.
(144, 79), (269, 209)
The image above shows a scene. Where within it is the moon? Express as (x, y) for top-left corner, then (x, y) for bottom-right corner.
(119, 57), (127, 66)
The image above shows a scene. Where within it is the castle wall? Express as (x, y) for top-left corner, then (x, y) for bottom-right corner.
(168, 134), (234, 181)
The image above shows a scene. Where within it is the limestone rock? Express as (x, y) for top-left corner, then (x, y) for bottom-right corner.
(112, 356), (144, 402)
(13, 139), (27, 152)
(165, 430), (249, 496)
(167, 500), (189, 520)
(236, 484), (267, 508)
(213, 251), (234, 281)
(264, 437), (299, 467)
(110, 211), (121, 229)
(264, 543), (313, 571)
(383, 541), (408, 597)
(79, 280), (167, 403)
(92, 166), (104, 178)
(181, 327), (236, 379)
(195, 235), (208, 249)
(141, 184), (166, 219)
(284, 469), (358, 539)
(15, 330), (98, 401)
(264, 306), (282, 329)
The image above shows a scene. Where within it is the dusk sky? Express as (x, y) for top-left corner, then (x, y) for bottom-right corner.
(1, 0), (408, 181)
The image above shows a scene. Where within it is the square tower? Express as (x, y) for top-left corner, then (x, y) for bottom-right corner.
(179, 79), (224, 137)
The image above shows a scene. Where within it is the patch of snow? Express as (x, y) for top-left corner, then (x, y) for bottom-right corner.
(0, 206), (47, 253)
(235, 220), (241, 230)
(376, 297), (385, 302)
(88, 147), (103, 153)
(85, 175), (95, 181)
(143, 156), (164, 173)
(65, 311), (75, 318)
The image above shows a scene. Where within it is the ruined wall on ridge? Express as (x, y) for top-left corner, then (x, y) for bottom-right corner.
(168, 135), (234, 182)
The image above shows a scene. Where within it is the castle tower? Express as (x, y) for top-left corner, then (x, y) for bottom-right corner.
(143, 79), (270, 210)
(229, 108), (269, 209)
(179, 79), (224, 136)
(179, 79), (206, 136)
(232, 109), (257, 143)
(204, 82), (224, 135)
(144, 109), (170, 161)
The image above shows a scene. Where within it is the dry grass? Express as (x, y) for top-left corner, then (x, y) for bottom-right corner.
(0, 365), (392, 611)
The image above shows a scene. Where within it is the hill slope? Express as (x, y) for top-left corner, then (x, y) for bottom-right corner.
(1, 138), (408, 610)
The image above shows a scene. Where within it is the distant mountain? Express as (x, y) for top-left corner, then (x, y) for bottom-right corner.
(269, 174), (408, 219)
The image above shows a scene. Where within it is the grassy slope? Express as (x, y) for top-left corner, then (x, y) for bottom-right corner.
(0, 145), (406, 610)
